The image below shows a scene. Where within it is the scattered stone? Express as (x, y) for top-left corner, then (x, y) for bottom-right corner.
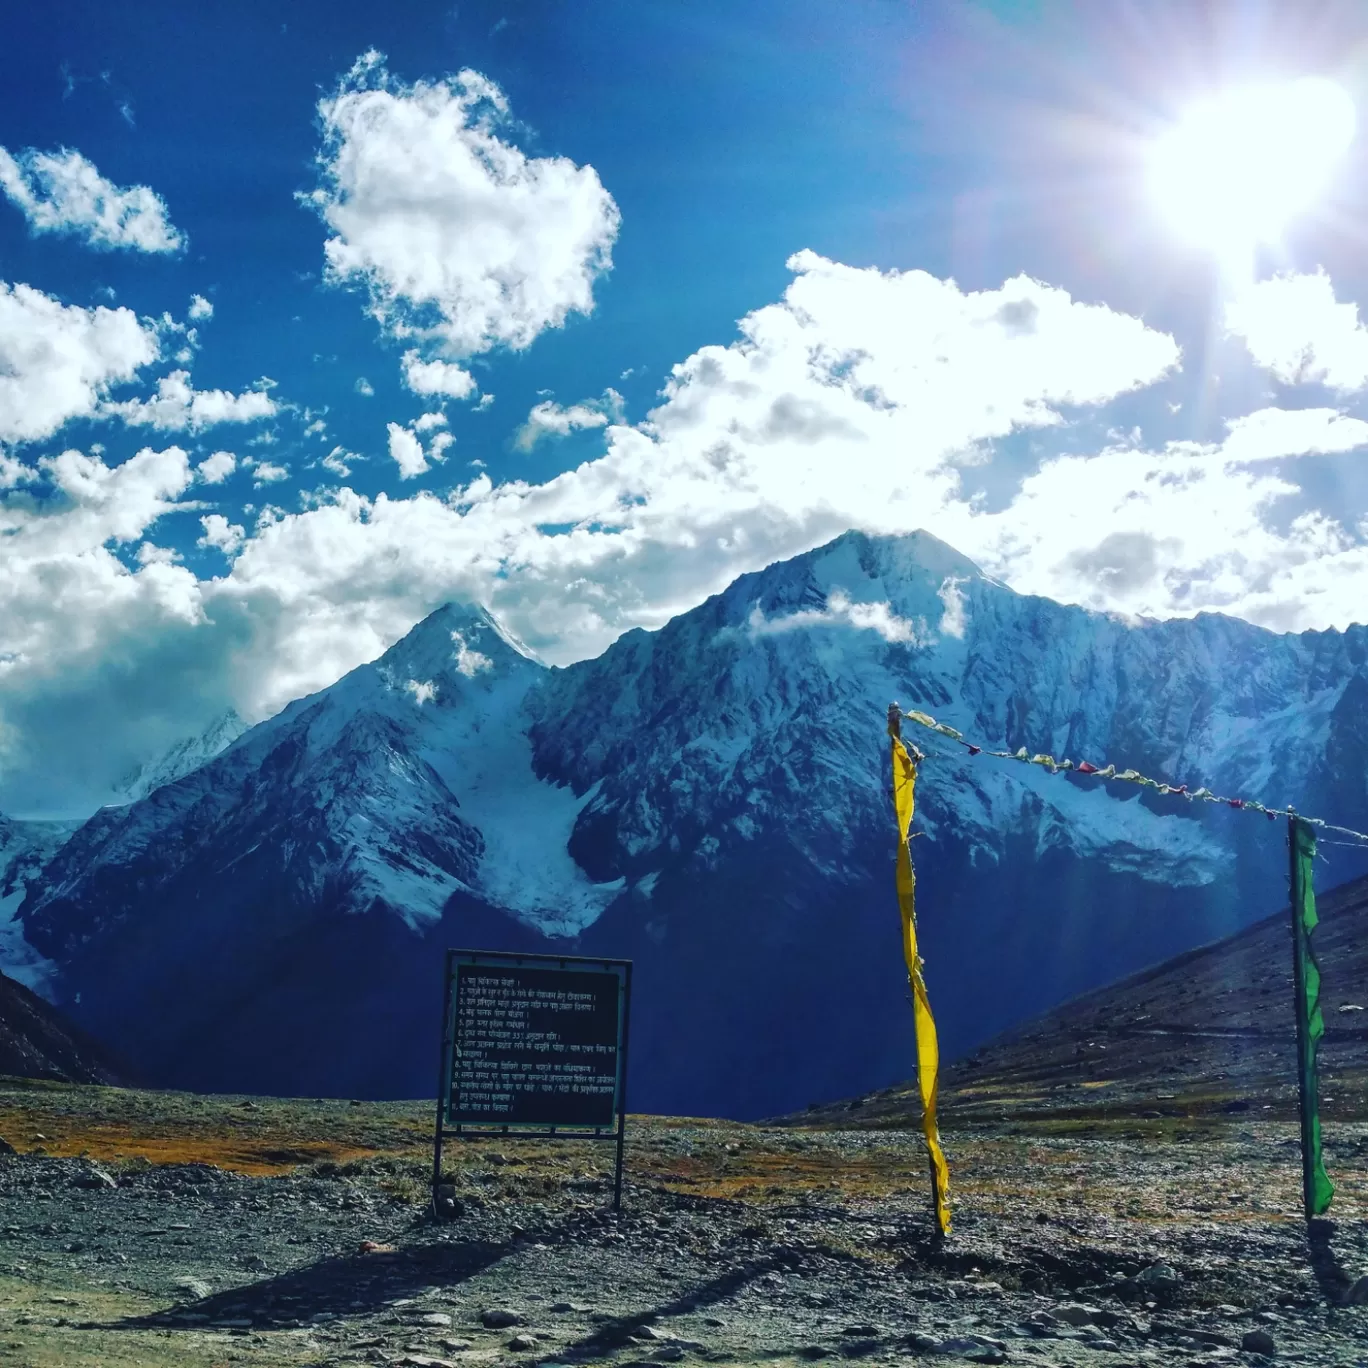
(415, 1312), (453, 1327)
(359, 1239), (396, 1253)
(1135, 1263), (1181, 1289)
(0, 1137), (16, 1156)
(1345, 1277), (1368, 1306)
(70, 1167), (116, 1190)
(934, 1335), (1007, 1364)
(1242, 1328), (1277, 1356)
(508, 1332), (539, 1350)
(1056, 1303), (1097, 1326)
(481, 1307), (523, 1328)
(173, 1276), (211, 1300)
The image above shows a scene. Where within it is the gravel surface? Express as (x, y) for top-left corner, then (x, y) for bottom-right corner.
(1, 1094), (1367, 1367)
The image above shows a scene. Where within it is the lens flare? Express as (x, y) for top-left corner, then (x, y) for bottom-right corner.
(1148, 78), (1355, 266)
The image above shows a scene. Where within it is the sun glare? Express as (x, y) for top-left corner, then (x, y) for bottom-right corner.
(1148, 77), (1356, 269)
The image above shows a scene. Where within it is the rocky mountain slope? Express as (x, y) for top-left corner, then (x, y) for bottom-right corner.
(799, 868), (1368, 1131)
(0, 968), (131, 1084)
(112, 709), (247, 805)
(14, 530), (1368, 1117)
(0, 813), (81, 995)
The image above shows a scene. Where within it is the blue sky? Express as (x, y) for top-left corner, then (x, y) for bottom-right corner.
(6, 0), (1368, 814)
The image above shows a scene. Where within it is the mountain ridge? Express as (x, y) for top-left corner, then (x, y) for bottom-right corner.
(13, 528), (1368, 1117)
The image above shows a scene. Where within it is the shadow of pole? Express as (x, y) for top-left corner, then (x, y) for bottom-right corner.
(94, 1234), (511, 1333)
(1306, 1218), (1360, 1308)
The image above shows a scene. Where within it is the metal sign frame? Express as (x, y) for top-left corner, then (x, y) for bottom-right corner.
(430, 948), (632, 1216)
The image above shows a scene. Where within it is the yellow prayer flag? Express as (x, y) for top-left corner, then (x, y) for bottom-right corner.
(890, 732), (951, 1236)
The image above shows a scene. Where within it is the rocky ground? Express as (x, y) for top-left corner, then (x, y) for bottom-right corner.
(1, 1077), (1366, 1368)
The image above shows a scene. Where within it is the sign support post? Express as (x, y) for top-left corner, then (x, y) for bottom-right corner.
(431, 949), (632, 1219)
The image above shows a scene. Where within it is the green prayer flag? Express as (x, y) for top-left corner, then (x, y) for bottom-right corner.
(1290, 817), (1335, 1217)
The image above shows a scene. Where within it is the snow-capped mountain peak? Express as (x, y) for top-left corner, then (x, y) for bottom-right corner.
(113, 709), (248, 805)
(12, 530), (1368, 1118)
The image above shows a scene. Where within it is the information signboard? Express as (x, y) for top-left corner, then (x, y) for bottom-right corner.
(431, 949), (632, 1213)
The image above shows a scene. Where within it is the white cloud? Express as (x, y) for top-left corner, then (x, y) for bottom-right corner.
(305, 51), (619, 394)
(250, 461), (289, 486)
(514, 390), (622, 451)
(0, 145), (183, 253)
(387, 421), (428, 479)
(322, 446), (360, 477)
(451, 630), (492, 677)
(405, 678), (437, 704)
(937, 577), (968, 639)
(386, 413), (455, 480)
(1219, 406), (1368, 463)
(196, 450), (236, 484)
(746, 589), (925, 643)
(1226, 270), (1368, 391)
(355, 376), (374, 397)
(0, 281), (160, 444)
(136, 542), (179, 566)
(197, 513), (245, 556)
(13, 252), (1368, 814)
(972, 403), (1368, 628)
(187, 293), (214, 321)
(101, 369), (278, 432)
(401, 351), (476, 400)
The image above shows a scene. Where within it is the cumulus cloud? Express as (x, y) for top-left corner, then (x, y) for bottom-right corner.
(405, 678), (437, 705)
(101, 369), (278, 432)
(386, 421), (428, 479)
(0, 281), (160, 444)
(355, 376), (374, 397)
(977, 404), (1368, 626)
(187, 293), (214, 321)
(0, 445), (217, 813)
(322, 445), (360, 477)
(937, 577), (968, 639)
(451, 630), (492, 676)
(305, 51), (619, 394)
(0, 145), (184, 253)
(746, 589), (925, 644)
(196, 450), (236, 484)
(198, 513), (245, 556)
(401, 351), (476, 400)
(1226, 270), (1368, 392)
(248, 460), (289, 486)
(514, 389), (623, 451)
(386, 413), (454, 480)
(10, 251), (1368, 814)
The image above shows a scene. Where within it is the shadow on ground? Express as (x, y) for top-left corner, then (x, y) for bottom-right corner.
(101, 1233), (510, 1333)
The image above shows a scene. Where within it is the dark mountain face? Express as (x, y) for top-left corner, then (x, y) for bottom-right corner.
(800, 869), (1368, 1132)
(15, 531), (1368, 1118)
(0, 969), (132, 1086)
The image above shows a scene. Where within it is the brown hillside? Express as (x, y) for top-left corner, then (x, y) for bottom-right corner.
(796, 870), (1368, 1128)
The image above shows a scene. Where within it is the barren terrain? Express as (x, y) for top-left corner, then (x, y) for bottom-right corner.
(3, 876), (1367, 1366)
(1, 1072), (1366, 1368)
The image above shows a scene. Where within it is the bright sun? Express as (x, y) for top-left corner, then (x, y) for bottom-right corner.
(1148, 77), (1356, 267)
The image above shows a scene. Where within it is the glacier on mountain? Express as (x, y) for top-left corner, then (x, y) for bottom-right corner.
(14, 529), (1368, 1116)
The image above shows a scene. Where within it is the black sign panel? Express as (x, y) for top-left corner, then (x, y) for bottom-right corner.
(443, 952), (629, 1130)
